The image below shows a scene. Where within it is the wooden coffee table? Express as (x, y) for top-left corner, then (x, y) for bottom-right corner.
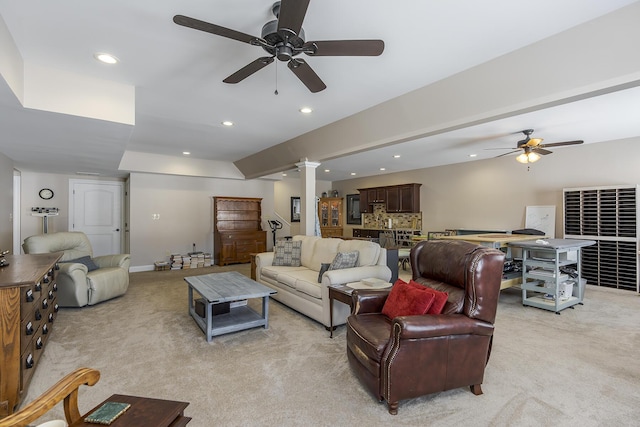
(185, 271), (276, 342)
(69, 394), (190, 426)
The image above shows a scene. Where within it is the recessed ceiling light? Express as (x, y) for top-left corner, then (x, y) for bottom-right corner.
(469, 154), (477, 157)
(350, 172), (356, 176)
(300, 107), (313, 114)
(282, 173), (287, 177)
(324, 169), (330, 172)
(94, 53), (118, 64)
(222, 121), (234, 126)
(379, 167), (386, 171)
(393, 154), (401, 158)
(183, 151), (190, 155)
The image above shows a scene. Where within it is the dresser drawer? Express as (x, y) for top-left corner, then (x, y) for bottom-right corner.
(19, 283), (39, 321)
(20, 341), (36, 393)
(20, 309), (42, 354)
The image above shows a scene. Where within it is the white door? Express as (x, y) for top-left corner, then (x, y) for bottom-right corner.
(69, 180), (124, 256)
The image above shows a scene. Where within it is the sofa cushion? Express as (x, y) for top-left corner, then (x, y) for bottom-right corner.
(261, 265), (306, 281)
(272, 240), (302, 266)
(294, 273), (323, 299)
(61, 255), (99, 272)
(307, 238), (342, 271)
(274, 269), (321, 298)
(382, 280), (436, 319)
(337, 240), (381, 266)
(294, 235), (320, 269)
(329, 251), (359, 270)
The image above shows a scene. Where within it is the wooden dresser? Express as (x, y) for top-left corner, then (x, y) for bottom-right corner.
(0, 253), (61, 417)
(213, 197), (267, 266)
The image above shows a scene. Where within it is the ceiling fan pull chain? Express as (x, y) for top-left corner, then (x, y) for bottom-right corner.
(274, 60), (279, 95)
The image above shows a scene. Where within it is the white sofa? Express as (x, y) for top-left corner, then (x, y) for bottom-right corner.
(255, 235), (391, 328)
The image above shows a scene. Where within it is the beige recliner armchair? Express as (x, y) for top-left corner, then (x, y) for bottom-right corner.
(22, 231), (130, 307)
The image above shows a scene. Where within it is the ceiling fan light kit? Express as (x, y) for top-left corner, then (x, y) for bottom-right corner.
(492, 129), (584, 164)
(173, 0), (384, 93)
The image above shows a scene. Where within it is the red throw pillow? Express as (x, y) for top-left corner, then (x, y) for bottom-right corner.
(382, 281), (436, 319)
(408, 280), (449, 315)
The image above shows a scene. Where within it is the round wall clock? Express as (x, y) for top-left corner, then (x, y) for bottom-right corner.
(39, 188), (54, 200)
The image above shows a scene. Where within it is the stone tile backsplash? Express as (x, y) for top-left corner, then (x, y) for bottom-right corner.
(361, 203), (422, 229)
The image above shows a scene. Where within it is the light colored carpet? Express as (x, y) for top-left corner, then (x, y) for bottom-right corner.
(24, 264), (640, 426)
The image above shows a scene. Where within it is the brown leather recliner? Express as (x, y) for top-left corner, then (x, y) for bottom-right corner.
(346, 240), (505, 414)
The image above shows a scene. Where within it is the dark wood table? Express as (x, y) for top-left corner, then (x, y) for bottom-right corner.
(328, 285), (354, 338)
(69, 394), (190, 426)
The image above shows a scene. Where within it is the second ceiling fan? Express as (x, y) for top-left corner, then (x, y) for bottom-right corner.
(495, 129), (584, 163)
(173, 0), (385, 93)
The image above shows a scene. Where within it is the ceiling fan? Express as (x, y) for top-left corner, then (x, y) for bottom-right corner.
(173, 0), (385, 93)
(493, 129), (584, 163)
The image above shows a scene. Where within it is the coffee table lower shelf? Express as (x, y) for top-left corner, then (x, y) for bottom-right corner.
(190, 305), (268, 338)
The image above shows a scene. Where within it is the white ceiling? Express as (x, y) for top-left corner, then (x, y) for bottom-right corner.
(1, 0), (639, 181)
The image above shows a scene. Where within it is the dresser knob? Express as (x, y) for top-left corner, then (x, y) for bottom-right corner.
(43, 276), (50, 283)
(54, 304), (59, 313)
(36, 337), (43, 349)
(25, 354), (34, 369)
(26, 289), (34, 302)
(55, 263), (60, 270)
(42, 324), (48, 335)
(53, 283), (58, 292)
(25, 322), (34, 335)
(48, 290), (54, 300)
(35, 309), (42, 321)
(42, 299), (49, 310)
(35, 282), (42, 292)
(48, 313), (54, 323)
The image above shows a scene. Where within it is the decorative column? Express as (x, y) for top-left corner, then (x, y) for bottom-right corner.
(295, 159), (321, 236)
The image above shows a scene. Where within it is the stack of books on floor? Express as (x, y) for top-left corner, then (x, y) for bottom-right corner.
(154, 261), (170, 271)
(170, 254), (183, 270)
(182, 255), (192, 269)
(166, 253), (212, 270)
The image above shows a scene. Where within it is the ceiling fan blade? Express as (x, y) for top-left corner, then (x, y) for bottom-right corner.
(495, 150), (521, 158)
(277, 0), (310, 35)
(287, 59), (326, 93)
(303, 40), (385, 56)
(540, 140), (584, 148)
(173, 15), (258, 44)
(533, 148), (553, 155)
(223, 57), (274, 84)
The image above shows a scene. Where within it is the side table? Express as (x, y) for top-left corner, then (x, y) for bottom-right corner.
(328, 285), (354, 338)
(70, 394), (190, 426)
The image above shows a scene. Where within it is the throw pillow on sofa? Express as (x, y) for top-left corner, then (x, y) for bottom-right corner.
(60, 255), (99, 272)
(318, 263), (331, 283)
(382, 280), (435, 319)
(328, 251), (359, 270)
(272, 240), (302, 267)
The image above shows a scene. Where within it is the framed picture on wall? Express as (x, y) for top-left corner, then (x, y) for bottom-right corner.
(291, 197), (301, 222)
(346, 194), (361, 225)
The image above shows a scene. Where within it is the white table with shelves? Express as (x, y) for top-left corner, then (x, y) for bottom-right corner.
(508, 239), (595, 314)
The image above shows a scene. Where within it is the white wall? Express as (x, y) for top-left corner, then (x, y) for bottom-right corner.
(128, 173), (276, 268)
(273, 177), (333, 238)
(334, 137), (640, 238)
(19, 171), (125, 244)
(0, 151), (13, 250)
